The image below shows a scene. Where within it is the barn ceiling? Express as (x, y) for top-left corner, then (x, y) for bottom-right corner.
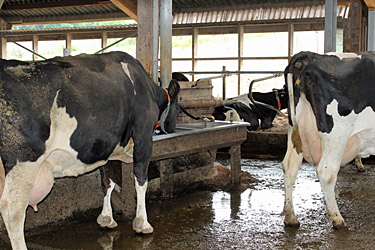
(0, 0), (370, 28)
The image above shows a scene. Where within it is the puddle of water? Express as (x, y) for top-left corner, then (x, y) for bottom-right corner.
(2, 159), (375, 250)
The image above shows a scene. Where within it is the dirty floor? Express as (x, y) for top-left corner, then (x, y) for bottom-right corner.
(2, 159), (375, 250)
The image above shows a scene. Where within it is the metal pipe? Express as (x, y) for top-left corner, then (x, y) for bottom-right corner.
(368, 10), (375, 51)
(160, 0), (172, 88)
(179, 70), (284, 75)
(94, 31), (137, 54)
(248, 73), (287, 117)
(195, 73), (228, 82)
(152, 0), (159, 83)
(180, 99), (238, 109)
(222, 66), (226, 100)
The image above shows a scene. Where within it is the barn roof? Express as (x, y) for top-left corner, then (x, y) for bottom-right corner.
(0, 0), (356, 28)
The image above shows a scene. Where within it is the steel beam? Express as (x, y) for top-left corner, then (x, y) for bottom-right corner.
(324, 0), (337, 53)
(160, 0), (172, 88)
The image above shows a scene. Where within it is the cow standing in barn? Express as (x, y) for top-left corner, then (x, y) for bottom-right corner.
(212, 88), (288, 130)
(0, 51), (180, 249)
(98, 71), (189, 229)
(281, 51), (375, 228)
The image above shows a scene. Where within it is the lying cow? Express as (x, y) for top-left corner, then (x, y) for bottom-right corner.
(282, 51), (375, 229)
(0, 51), (180, 249)
(212, 89), (288, 130)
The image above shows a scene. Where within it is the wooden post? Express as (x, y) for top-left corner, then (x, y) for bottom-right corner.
(64, 32), (72, 56)
(101, 31), (108, 53)
(343, 0), (364, 52)
(192, 27), (199, 82)
(159, 160), (173, 198)
(0, 36), (7, 59)
(137, 0), (153, 75)
(229, 145), (241, 185)
(32, 34), (39, 61)
(288, 22), (294, 62)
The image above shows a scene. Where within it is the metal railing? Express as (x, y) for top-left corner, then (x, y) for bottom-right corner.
(177, 69), (284, 99)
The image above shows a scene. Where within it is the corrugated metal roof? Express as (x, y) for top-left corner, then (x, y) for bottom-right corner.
(172, 0), (300, 9)
(0, 4), (123, 20)
(0, 24), (137, 34)
(173, 4), (348, 24)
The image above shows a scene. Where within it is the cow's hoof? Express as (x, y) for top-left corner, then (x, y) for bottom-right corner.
(133, 217), (154, 234)
(356, 167), (366, 173)
(284, 220), (300, 228)
(283, 214), (300, 228)
(332, 220), (347, 229)
(97, 214), (118, 229)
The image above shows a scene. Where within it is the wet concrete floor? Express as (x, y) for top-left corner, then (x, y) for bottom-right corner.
(2, 159), (375, 250)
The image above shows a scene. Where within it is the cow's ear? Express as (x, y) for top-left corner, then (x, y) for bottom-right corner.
(168, 79), (180, 99)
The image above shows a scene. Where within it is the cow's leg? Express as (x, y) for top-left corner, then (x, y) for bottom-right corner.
(317, 135), (348, 228)
(133, 177), (153, 234)
(0, 162), (40, 250)
(353, 156), (366, 172)
(248, 115), (260, 131)
(281, 126), (303, 227)
(260, 114), (275, 129)
(97, 165), (118, 229)
(132, 133), (153, 234)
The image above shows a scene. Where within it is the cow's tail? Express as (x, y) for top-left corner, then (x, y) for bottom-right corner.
(0, 157), (5, 200)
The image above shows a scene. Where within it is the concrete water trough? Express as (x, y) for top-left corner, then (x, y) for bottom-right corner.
(15, 121), (248, 231)
(112, 121), (249, 219)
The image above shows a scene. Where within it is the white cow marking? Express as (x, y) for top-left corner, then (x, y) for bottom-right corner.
(97, 179), (118, 228)
(133, 178), (153, 234)
(224, 110), (244, 122)
(121, 62), (136, 95)
(326, 52), (362, 60)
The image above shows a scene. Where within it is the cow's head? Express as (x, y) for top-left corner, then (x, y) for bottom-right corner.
(161, 79), (180, 133)
(273, 87), (289, 110)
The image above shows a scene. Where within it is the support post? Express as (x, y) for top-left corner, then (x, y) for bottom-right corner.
(288, 22), (294, 62)
(152, 0), (159, 83)
(343, 0), (363, 52)
(192, 27), (198, 82)
(32, 34), (39, 61)
(230, 145), (241, 185)
(137, 0), (154, 75)
(0, 36), (7, 59)
(238, 25), (244, 95)
(369, 10), (375, 51)
(64, 32), (72, 56)
(159, 160), (173, 198)
(324, 0), (337, 53)
(120, 162), (136, 219)
(160, 0), (172, 88)
(101, 31), (108, 53)
(222, 66), (226, 100)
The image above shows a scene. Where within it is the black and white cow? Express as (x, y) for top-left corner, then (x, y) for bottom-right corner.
(0, 51), (180, 249)
(282, 51), (375, 229)
(212, 89), (288, 130)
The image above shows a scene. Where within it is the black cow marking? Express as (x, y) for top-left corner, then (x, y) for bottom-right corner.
(0, 51), (180, 249)
(282, 51), (375, 229)
(213, 90), (288, 130)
